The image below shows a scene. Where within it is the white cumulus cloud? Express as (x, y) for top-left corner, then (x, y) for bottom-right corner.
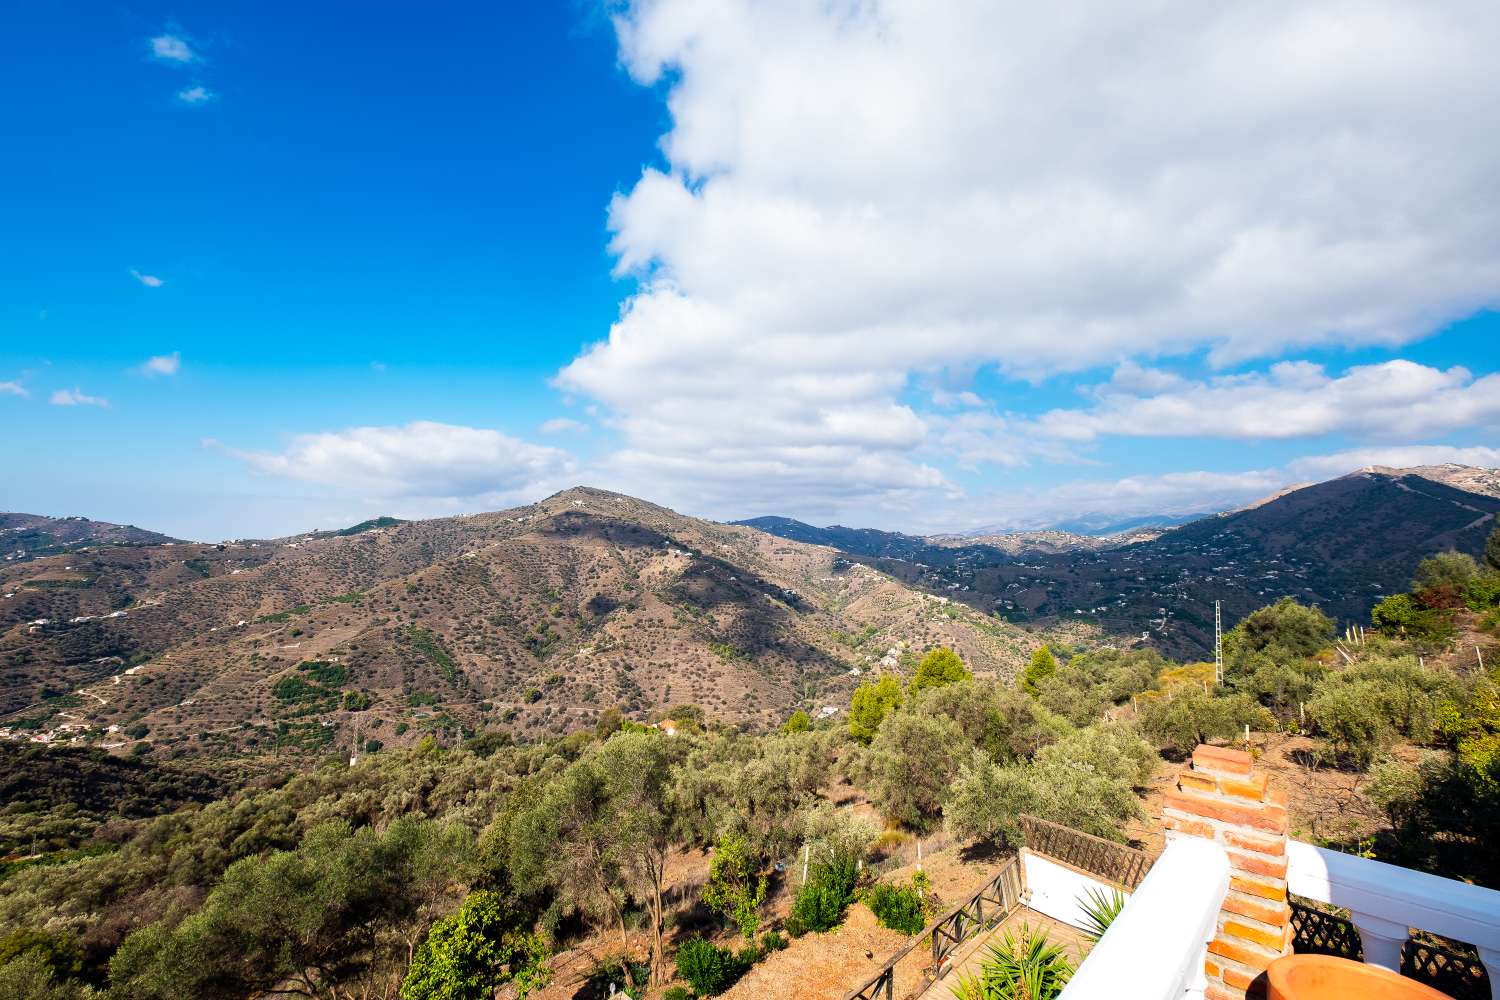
(560, 0), (1500, 516)
(138, 352), (181, 377)
(1035, 360), (1500, 443)
(150, 34), (196, 63)
(50, 388), (109, 408)
(130, 269), (164, 288)
(539, 417), (587, 435)
(0, 380), (27, 398)
(217, 421), (577, 502)
(177, 85), (214, 105)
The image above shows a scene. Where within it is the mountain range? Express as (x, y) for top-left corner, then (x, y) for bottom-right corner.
(4, 465), (1496, 758)
(742, 466), (1500, 658)
(0, 488), (1041, 760)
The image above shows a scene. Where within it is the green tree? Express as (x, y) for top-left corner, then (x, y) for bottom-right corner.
(701, 834), (767, 939)
(946, 725), (1153, 847)
(1413, 551), (1480, 593)
(111, 818), (474, 1000)
(1140, 688), (1269, 755)
(400, 890), (549, 1000)
(910, 647), (970, 695)
(782, 709), (811, 734)
(699, 833), (768, 941)
(862, 711), (965, 832)
(849, 675), (902, 744)
(1223, 598), (1334, 669)
(1371, 593), (1451, 641)
(1486, 522), (1500, 573)
(1021, 647), (1058, 696)
(510, 733), (682, 986)
(1306, 681), (1391, 769)
(0, 952), (98, 1000)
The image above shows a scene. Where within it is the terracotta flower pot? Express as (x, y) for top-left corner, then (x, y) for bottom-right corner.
(1266, 954), (1454, 1000)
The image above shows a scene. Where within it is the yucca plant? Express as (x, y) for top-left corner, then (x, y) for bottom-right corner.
(1076, 886), (1127, 944)
(951, 923), (1073, 1000)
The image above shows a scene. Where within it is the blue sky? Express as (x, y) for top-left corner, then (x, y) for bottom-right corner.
(4, 2), (1499, 540)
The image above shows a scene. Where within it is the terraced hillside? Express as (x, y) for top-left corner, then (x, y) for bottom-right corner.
(0, 488), (1044, 760)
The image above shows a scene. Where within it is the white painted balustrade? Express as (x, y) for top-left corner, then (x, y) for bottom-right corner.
(1058, 838), (1230, 1000)
(1286, 839), (1500, 982)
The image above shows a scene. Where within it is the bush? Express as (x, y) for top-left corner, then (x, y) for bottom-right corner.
(1223, 598), (1334, 667)
(782, 709), (811, 734)
(674, 938), (742, 996)
(702, 834), (767, 939)
(1306, 681), (1391, 769)
(910, 647), (970, 695)
(863, 710), (966, 832)
(759, 930), (786, 953)
(946, 726), (1154, 847)
(1466, 573), (1500, 611)
(1414, 551), (1479, 594)
(1371, 593), (1453, 642)
(866, 880), (927, 935)
(1021, 647), (1058, 696)
(663, 988), (693, 1000)
(785, 852), (860, 936)
(1140, 688), (1269, 754)
(849, 675), (902, 744)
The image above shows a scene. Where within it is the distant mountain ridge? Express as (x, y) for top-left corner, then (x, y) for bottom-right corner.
(1, 513), (182, 563)
(739, 466), (1500, 658)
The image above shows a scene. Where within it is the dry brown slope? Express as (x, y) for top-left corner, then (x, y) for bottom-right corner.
(3, 487), (1042, 759)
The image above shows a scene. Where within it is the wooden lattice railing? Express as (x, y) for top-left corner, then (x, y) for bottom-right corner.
(1019, 814), (1155, 889)
(841, 854), (1024, 1000)
(1289, 898), (1493, 1000)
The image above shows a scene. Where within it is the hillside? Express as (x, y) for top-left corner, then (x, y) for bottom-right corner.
(1, 513), (182, 563)
(0, 488), (1044, 760)
(743, 468), (1500, 658)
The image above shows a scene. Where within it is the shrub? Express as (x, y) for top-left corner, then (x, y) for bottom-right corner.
(1306, 681), (1391, 769)
(849, 675), (902, 744)
(759, 930), (787, 953)
(1466, 573), (1500, 611)
(674, 938), (742, 996)
(1140, 688), (1269, 754)
(399, 889), (549, 1000)
(946, 731), (1150, 847)
(663, 988), (693, 1000)
(1021, 647), (1057, 696)
(910, 647), (970, 695)
(343, 691), (371, 712)
(1414, 551), (1479, 594)
(702, 834), (767, 939)
(782, 709), (811, 734)
(863, 710), (966, 832)
(785, 851), (860, 936)
(1223, 598), (1334, 666)
(865, 880), (927, 935)
(1371, 593), (1452, 642)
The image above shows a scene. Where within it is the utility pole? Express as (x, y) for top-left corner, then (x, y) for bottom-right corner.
(1214, 600), (1223, 685)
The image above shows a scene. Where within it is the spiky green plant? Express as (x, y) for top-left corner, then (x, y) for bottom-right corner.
(1076, 886), (1127, 944)
(951, 923), (1073, 1000)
